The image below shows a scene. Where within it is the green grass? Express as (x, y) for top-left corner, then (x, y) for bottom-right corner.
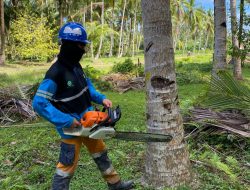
(1, 53), (250, 190)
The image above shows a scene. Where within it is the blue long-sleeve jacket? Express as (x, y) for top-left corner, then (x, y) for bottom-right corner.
(32, 61), (106, 139)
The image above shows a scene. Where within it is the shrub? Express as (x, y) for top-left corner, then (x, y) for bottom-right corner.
(83, 65), (112, 91)
(7, 13), (58, 61)
(112, 58), (135, 74)
(94, 80), (113, 91)
(83, 65), (102, 81)
(135, 65), (145, 77)
(176, 70), (207, 85)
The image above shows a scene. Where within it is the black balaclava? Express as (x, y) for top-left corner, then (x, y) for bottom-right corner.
(58, 40), (85, 66)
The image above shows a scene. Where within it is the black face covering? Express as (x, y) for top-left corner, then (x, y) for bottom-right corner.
(58, 40), (85, 66)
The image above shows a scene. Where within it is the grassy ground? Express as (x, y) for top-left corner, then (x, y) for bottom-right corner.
(0, 52), (250, 190)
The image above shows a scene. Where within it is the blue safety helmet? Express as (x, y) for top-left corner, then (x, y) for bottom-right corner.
(58, 22), (90, 44)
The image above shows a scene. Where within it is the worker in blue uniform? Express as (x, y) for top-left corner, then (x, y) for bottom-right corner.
(32, 22), (134, 190)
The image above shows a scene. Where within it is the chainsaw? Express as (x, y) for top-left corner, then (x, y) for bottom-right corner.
(63, 106), (172, 142)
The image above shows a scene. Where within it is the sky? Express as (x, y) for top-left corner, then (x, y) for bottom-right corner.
(195, 0), (250, 13)
(195, 0), (250, 30)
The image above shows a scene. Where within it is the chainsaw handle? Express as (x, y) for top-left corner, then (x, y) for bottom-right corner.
(101, 107), (112, 117)
(102, 107), (107, 112)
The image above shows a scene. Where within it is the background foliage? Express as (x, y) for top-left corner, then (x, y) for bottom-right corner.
(7, 13), (58, 61)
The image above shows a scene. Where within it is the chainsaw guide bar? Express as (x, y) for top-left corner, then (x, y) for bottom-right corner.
(63, 106), (173, 143)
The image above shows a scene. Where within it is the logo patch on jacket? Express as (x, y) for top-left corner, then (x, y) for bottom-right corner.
(67, 80), (74, 88)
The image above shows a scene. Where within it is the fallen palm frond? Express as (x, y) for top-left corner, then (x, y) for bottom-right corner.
(184, 107), (250, 138)
(0, 84), (38, 125)
(185, 71), (250, 138)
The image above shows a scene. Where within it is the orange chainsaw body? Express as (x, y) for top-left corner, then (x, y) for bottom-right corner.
(63, 106), (121, 139)
(80, 111), (109, 128)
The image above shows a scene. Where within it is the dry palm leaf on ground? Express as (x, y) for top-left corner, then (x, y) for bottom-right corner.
(184, 107), (250, 138)
(0, 84), (38, 125)
(185, 71), (250, 139)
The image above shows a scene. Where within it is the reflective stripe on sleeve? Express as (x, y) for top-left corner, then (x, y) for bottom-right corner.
(37, 90), (53, 97)
(35, 92), (53, 100)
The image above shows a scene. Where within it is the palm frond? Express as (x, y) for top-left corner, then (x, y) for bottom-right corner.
(205, 71), (250, 118)
(16, 84), (27, 99)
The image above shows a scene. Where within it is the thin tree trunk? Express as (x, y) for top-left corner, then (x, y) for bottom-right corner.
(127, 17), (133, 56)
(82, 11), (85, 25)
(238, 0), (244, 66)
(239, 0), (244, 48)
(213, 0), (227, 74)
(58, 0), (63, 27)
(0, 0), (5, 66)
(132, 10), (137, 57)
(141, 0), (191, 188)
(205, 32), (209, 50)
(109, 1), (115, 57)
(95, 1), (104, 59)
(90, 1), (94, 59)
(137, 34), (140, 52)
(193, 34), (196, 53)
(118, 0), (126, 57)
(230, 0), (242, 79)
(183, 35), (188, 55)
(198, 33), (202, 53)
(137, 23), (142, 52)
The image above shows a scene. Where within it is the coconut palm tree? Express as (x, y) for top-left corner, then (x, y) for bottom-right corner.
(204, 10), (214, 50)
(0, 0), (5, 66)
(117, 0), (127, 57)
(213, 0), (227, 74)
(141, 0), (191, 188)
(230, 0), (242, 80)
(95, 0), (104, 59)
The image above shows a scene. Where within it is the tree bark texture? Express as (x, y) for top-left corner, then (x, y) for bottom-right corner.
(58, 0), (63, 27)
(141, 0), (191, 188)
(230, 0), (242, 80)
(213, 0), (227, 74)
(239, 0), (244, 48)
(0, 0), (5, 66)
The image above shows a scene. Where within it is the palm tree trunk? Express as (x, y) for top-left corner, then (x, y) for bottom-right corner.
(205, 32), (209, 50)
(141, 0), (191, 188)
(193, 34), (196, 53)
(82, 11), (86, 24)
(136, 23), (142, 52)
(118, 0), (127, 57)
(95, 1), (104, 59)
(109, 1), (115, 57)
(132, 6), (137, 57)
(198, 33), (202, 53)
(58, 0), (63, 27)
(239, 0), (244, 48)
(0, 0), (5, 66)
(230, 0), (242, 80)
(90, 1), (94, 59)
(183, 35), (188, 55)
(127, 17), (133, 56)
(213, 0), (227, 74)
